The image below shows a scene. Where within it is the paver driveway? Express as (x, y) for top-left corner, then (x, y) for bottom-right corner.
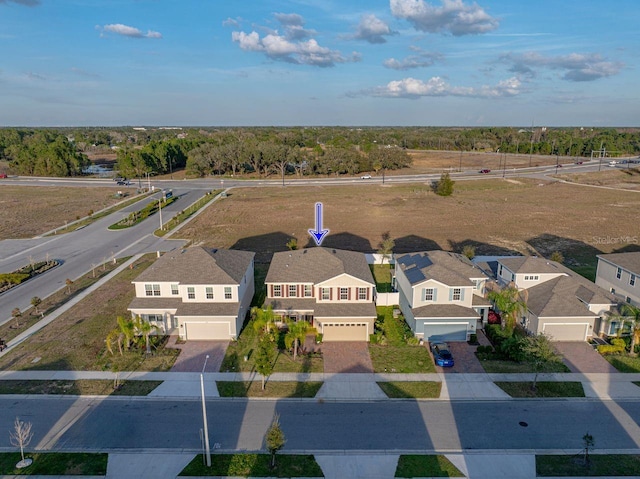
(168, 337), (229, 372)
(553, 341), (618, 373)
(432, 330), (492, 374)
(322, 341), (374, 373)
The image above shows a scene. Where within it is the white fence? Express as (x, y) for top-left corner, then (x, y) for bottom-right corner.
(365, 253), (395, 265)
(376, 292), (399, 306)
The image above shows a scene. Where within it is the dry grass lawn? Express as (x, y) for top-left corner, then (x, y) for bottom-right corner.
(556, 167), (640, 190)
(0, 185), (125, 239)
(178, 179), (640, 272)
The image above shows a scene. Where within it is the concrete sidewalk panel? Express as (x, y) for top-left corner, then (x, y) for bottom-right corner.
(315, 454), (399, 479)
(447, 453), (535, 478)
(583, 380), (640, 399)
(107, 452), (194, 479)
(316, 381), (387, 399)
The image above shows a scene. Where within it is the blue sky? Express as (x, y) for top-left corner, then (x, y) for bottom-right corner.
(0, 0), (638, 126)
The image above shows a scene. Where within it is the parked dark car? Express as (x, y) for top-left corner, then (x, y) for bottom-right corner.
(431, 341), (454, 367)
(479, 169), (491, 174)
(575, 161), (584, 165)
(488, 309), (501, 325)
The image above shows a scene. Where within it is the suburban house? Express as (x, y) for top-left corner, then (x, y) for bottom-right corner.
(595, 252), (640, 307)
(495, 256), (615, 341)
(127, 247), (255, 340)
(264, 247), (377, 341)
(394, 251), (491, 342)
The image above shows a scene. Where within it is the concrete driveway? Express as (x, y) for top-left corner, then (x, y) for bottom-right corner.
(322, 341), (374, 373)
(168, 337), (229, 372)
(553, 341), (618, 373)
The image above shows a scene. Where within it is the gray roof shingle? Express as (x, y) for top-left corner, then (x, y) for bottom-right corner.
(396, 251), (486, 287)
(265, 247), (374, 285)
(412, 304), (480, 319)
(597, 252), (640, 275)
(133, 247), (254, 285)
(498, 256), (564, 274)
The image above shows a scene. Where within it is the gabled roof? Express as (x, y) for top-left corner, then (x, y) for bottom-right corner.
(412, 303), (480, 319)
(597, 252), (640, 275)
(396, 250), (485, 287)
(498, 256), (564, 275)
(133, 247), (254, 285)
(526, 275), (613, 318)
(265, 247), (374, 285)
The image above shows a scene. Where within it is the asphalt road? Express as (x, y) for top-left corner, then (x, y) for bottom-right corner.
(1, 397), (639, 453)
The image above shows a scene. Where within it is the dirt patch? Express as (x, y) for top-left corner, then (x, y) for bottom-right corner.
(0, 185), (126, 239)
(177, 179), (640, 268)
(556, 168), (640, 190)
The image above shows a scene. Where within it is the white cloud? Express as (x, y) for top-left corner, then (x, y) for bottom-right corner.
(368, 76), (521, 98)
(390, 0), (498, 36)
(352, 14), (396, 44)
(273, 12), (317, 40)
(500, 51), (624, 82)
(222, 17), (241, 28)
(384, 48), (443, 69)
(99, 23), (162, 39)
(0, 0), (40, 6)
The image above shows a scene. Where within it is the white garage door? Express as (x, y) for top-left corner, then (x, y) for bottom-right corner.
(543, 323), (589, 341)
(423, 323), (468, 342)
(322, 323), (368, 341)
(184, 322), (230, 340)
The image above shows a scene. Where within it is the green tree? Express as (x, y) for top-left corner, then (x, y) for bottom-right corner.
(255, 334), (276, 390)
(105, 328), (124, 356)
(284, 320), (309, 361)
(11, 307), (22, 328)
(133, 315), (158, 354)
(117, 316), (135, 351)
(252, 306), (276, 336)
(434, 172), (455, 196)
(617, 303), (640, 356)
(265, 413), (286, 469)
(286, 238), (298, 250)
(462, 245), (476, 260)
(487, 286), (527, 332)
(377, 233), (395, 265)
(549, 251), (564, 263)
(522, 333), (562, 390)
(30, 296), (41, 315)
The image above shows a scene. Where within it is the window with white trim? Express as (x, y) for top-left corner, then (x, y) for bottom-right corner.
(617, 267), (622, 279)
(424, 288), (434, 301)
(171, 284), (179, 295)
(289, 285), (297, 297)
(304, 285), (312, 297)
(631, 274), (636, 286)
(321, 288), (330, 300)
(224, 287), (232, 300)
(452, 288), (461, 301)
(358, 287), (367, 300)
(340, 287), (349, 300)
(273, 285), (281, 297)
(145, 284), (160, 296)
(187, 287), (195, 299)
(206, 287), (214, 299)
(524, 275), (539, 281)
(145, 314), (163, 322)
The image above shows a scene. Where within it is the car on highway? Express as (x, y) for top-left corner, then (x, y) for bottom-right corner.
(608, 161), (618, 167)
(116, 180), (131, 186)
(479, 169), (491, 174)
(0, 173), (7, 178)
(360, 175), (372, 179)
(431, 341), (454, 367)
(574, 161), (584, 165)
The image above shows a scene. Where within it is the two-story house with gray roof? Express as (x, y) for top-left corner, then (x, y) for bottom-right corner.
(495, 256), (615, 340)
(596, 252), (640, 308)
(128, 247), (255, 340)
(395, 251), (490, 342)
(264, 247), (377, 341)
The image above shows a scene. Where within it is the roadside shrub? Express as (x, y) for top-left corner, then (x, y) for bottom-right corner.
(476, 345), (493, 355)
(406, 336), (419, 346)
(500, 336), (525, 362)
(598, 338), (626, 355)
(485, 324), (513, 348)
(468, 333), (478, 344)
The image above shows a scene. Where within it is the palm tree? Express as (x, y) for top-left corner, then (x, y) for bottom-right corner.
(117, 316), (135, 351)
(618, 303), (640, 356)
(487, 285), (527, 332)
(284, 320), (309, 361)
(30, 296), (41, 315)
(252, 306), (276, 336)
(133, 315), (158, 355)
(106, 329), (124, 356)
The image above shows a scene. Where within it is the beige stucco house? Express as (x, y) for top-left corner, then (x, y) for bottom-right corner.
(496, 256), (615, 341)
(395, 251), (490, 342)
(128, 247), (255, 340)
(264, 247), (377, 341)
(596, 252), (640, 308)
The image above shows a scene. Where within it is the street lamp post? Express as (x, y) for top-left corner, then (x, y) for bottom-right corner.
(158, 195), (163, 231)
(201, 354), (211, 467)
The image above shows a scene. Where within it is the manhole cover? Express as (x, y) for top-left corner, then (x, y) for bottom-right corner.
(519, 421), (528, 427)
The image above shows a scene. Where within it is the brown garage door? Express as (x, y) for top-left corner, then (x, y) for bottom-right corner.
(184, 322), (230, 340)
(543, 323), (589, 341)
(322, 323), (368, 341)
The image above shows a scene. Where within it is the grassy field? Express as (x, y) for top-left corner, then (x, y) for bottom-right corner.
(0, 379), (162, 396)
(217, 381), (323, 398)
(495, 381), (585, 398)
(556, 167), (640, 190)
(395, 455), (464, 478)
(0, 254), (179, 372)
(0, 185), (125, 239)
(180, 454), (323, 477)
(0, 452), (108, 476)
(377, 381), (441, 398)
(177, 179), (640, 273)
(371, 264), (393, 292)
(536, 454), (640, 476)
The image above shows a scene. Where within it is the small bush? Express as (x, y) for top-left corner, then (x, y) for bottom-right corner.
(469, 333), (478, 344)
(406, 336), (419, 346)
(598, 338), (626, 355)
(500, 336), (525, 362)
(477, 345), (493, 355)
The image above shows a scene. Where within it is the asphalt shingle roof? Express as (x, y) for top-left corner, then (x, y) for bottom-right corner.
(498, 256), (563, 274)
(133, 247), (254, 285)
(396, 251), (486, 287)
(412, 303), (480, 319)
(597, 252), (640, 275)
(265, 247), (374, 285)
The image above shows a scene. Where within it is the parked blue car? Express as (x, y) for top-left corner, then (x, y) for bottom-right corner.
(431, 341), (454, 367)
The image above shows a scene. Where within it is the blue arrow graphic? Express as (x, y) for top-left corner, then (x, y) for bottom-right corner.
(308, 202), (329, 246)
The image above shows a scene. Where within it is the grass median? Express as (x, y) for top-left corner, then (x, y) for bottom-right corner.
(0, 452), (108, 476)
(537, 454), (640, 476)
(217, 381), (323, 398)
(395, 455), (464, 477)
(0, 379), (162, 396)
(180, 453), (323, 477)
(495, 381), (585, 398)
